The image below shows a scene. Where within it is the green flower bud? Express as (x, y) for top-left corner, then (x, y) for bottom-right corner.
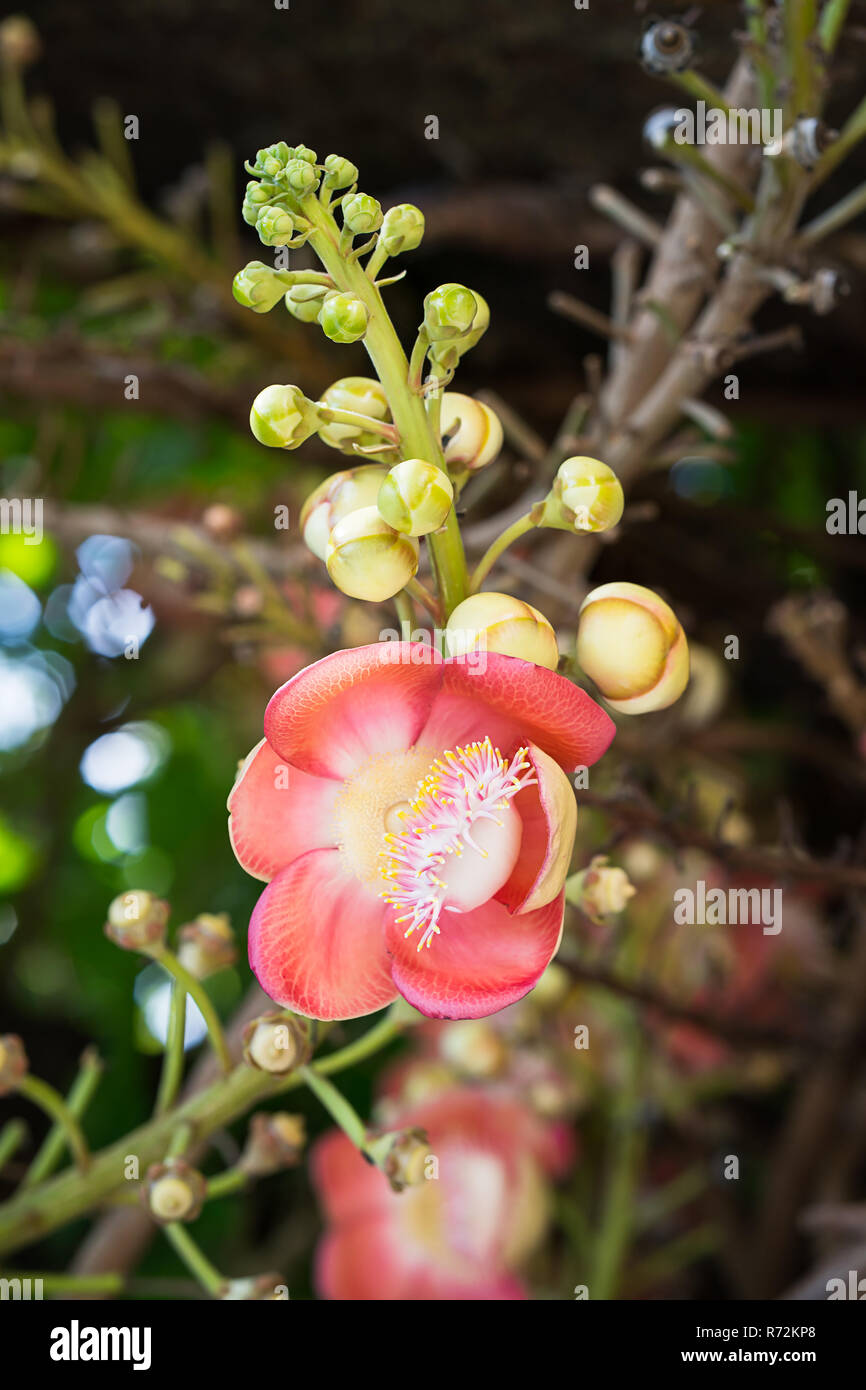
(300, 464), (390, 560)
(284, 283), (328, 323)
(242, 180), (274, 225)
(377, 459), (453, 536)
(249, 384), (321, 449)
(322, 153), (359, 190)
(538, 456), (625, 533)
(326, 505), (419, 601)
(379, 203), (425, 256)
(319, 291), (369, 344)
(429, 290), (489, 368)
(255, 204), (295, 247)
(292, 144), (318, 165)
(423, 283), (478, 343)
(282, 158), (319, 196)
(317, 376), (390, 450)
(232, 261), (287, 314)
(254, 142), (292, 176)
(341, 192), (383, 235)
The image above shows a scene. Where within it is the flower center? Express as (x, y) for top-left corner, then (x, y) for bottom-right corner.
(379, 737), (535, 952)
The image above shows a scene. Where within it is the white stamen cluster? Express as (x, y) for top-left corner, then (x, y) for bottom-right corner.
(379, 737), (535, 952)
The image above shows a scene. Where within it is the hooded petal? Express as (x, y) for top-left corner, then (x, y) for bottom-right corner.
(386, 891), (565, 1020)
(264, 642), (443, 779)
(228, 739), (340, 881)
(497, 743), (577, 914)
(420, 654), (615, 771)
(248, 848), (397, 1020)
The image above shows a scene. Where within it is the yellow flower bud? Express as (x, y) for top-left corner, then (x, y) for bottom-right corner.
(144, 1159), (207, 1224)
(370, 1127), (431, 1192)
(243, 1012), (311, 1075)
(105, 890), (169, 953)
(176, 913), (236, 979)
(317, 376), (390, 451)
(542, 456), (624, 533)
(439, 393), (503, 470)
(439, 1021), (508, 1078)
(377, 459), (453, 536)
(326, 506), (419, 602)
(240, 1112), (307, 1176)
(576, 581), (689, 713)
(300, 465), (389, 561)
(566, 854), (636, 923)
(445, 592), (559, 671)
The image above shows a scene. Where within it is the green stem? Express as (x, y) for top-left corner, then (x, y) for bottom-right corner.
(0, 1120), (27, 1176)
(405, 576), (441, 620)
(167, 1121), (194, 1159)
(819, 0), (852, 52)
(591, 1009), (645, 1300)
(23, 1048), (103, 1187)
(155, 979), (187, 1117)
(299, 1066), (369, 1151)
(365, 239), (390, 282)
(3, 1270), (125, 1296)
(205, 1168), (248, 1201)
(668, 71), (730, 114)
(153, 948), (232, 1075)
(17, 1076), (90, 1174)
(799, 180), (866, 243)
(315, 405), (398, 441)
(786, 0), (819, 119)
(394, 590), (415, 629)
(162, 1222), (226, 1298)
(301, 195), (469, 616)
(745, 1), (776, 109)
(0, 1007), (402, 1258)
(470, 513), (537, 592)
(813, 94), (866, 185)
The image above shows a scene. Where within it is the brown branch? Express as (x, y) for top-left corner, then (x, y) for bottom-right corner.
(557, 951), (818, 1051)
(576, 790), (866, 891)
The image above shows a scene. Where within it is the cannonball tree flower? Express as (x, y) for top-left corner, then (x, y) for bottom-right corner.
(228, 642), (614, 1021)
(311, 1087), (570, 1299)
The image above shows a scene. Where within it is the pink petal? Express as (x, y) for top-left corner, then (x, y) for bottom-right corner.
(248, 848), (398, 1020)
(497, 743), (577, 914)
(315, 1216), (527, 1300)
(386, 892), (565, 1020)
(264, 642), (443, 779)
(228, 739), (340, 882)
(311, 1127), (394, 1225)
(420, 654), (616, 771)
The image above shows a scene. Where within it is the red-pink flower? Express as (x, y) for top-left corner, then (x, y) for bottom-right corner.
(311, 1087), (569, 1300)
(229, 641), (614, 1020)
